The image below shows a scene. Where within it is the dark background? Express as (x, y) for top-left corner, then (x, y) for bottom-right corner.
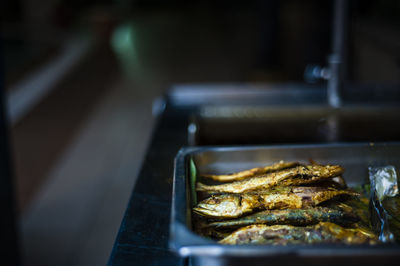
(1, 1), (400, 265)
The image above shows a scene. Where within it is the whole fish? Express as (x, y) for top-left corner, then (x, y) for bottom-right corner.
(207, 206), (360, 229)
(196, 165), (344, 194)
(193, 186), (358, 218)
(219, 222), (378, 245)
(201, 161), (299, 182)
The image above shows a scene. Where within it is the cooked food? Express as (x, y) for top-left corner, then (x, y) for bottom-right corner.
(191, 160), (380, 246)
(193, 193), (260, 219)
(193, 186), (358, 218)
(219, 222), (378, 245)
(196, 165), (344, 193)
(201, 161), (299, 182)
(206, 206), (360, 229)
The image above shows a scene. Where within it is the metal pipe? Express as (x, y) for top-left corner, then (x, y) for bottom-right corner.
(328, 0), (349, 107)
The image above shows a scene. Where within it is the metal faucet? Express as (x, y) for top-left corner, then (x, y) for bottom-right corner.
(304, 0), (348, 107)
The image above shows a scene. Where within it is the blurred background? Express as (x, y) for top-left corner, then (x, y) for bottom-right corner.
(1, 0), (400, 265)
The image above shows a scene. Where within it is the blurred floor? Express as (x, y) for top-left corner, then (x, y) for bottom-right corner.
(20, 77), (158, 266)
(12, 45), (117, 211)
(14, 6), (277, 266)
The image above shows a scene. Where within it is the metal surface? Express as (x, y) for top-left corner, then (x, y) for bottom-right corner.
(170, 143), (400, 266)
(169, 83), (400, 108)
(195, 105), (400, 145)
(169, 83), (326, 106)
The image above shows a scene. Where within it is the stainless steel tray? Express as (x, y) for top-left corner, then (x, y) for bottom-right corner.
(170, 143), (400, 266)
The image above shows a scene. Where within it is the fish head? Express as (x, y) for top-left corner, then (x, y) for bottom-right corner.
(193, 194), (256, 218)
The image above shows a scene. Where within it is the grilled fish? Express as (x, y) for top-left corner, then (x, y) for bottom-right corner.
(219, 222), (378, 245)
(196, 165), (344, 194)
(207, 206), (360, 229)
(201, 161), (299, 182)
(193, 186), (358, 218)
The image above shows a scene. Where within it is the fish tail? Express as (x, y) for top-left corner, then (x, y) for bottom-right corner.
(196, 182), (211, 191)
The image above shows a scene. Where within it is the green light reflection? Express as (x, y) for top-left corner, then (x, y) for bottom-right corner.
(111, 23), (142, 79)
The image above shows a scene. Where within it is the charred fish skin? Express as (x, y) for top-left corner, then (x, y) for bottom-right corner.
(196, 165), (344, 194)
(207, 206), (360, 229)
(193, 186), (359, 218)
(201, 161), (300, 182)
(219, 222), (378, 245)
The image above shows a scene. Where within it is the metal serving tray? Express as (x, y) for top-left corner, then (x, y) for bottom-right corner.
(170, 143), (400, 266)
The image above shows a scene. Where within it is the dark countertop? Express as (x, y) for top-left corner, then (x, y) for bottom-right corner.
(108, 99), (193, 266)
